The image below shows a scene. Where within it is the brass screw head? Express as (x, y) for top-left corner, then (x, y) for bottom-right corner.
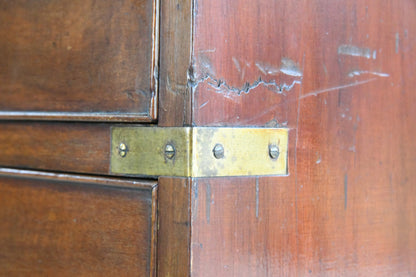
(165, 144), (176, 159)
(269, 144), (280, 160)
(213, 144), (225, 159)
(119, 143), (128, 157)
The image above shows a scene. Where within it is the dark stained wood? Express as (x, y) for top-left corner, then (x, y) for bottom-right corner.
(158, 0), (193, 126)
(0, 122), (111, 175)
(0, 0), (158, 122)
(188, 0), (416, 276)
(149, 179), (158, 277)
(157, 177), (191, 277)
(0, 168), (157, 276)
(156, 1), (193, 275)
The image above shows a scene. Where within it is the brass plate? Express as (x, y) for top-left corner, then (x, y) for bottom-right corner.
(111, 127), (192, 177)
(110, 127), (288, 177)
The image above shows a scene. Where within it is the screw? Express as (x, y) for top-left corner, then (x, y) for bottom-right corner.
(119, 143), (128, 157)
(213, 144), (224, 159)
(269, 144), (280, 160)
(165, 144), (176, 159)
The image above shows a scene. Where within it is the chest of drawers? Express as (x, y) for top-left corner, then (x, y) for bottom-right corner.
(0, 0), (415, 276)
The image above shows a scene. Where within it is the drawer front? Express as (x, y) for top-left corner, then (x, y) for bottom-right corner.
(0, 169), (157, 276)
(0, 0), (158, 122)
(0, 122), (111, 175)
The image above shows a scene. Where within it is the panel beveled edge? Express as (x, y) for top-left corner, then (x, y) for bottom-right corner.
(0, 167), (157, 190)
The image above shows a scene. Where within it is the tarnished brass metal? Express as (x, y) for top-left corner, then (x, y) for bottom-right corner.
(111, 127), (192, 177)
(191, 128), (288, 177)
(110, 127), (288, 177)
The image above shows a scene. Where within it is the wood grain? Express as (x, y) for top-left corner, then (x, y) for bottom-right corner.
(189, 0), (416, 276)
(157, 177), (191, 277)
(156, 1), (193, 275)
(158, 0), (193, 126)
(190, 178), (297, 276)
(0, 122), (111, 175)
(0, 168), (157, 276)
(0, 0), (158, 122)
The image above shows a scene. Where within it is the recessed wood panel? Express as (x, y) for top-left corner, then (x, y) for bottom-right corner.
(0, 122), (111, 174)
(0, 168), (157, 276)
(0, 0), (158, 121)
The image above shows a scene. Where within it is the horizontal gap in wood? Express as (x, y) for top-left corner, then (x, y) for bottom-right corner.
(0, 111), (156, 123)
(0, 167), (157, 190)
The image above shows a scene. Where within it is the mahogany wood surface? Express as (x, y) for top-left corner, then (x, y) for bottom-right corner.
(156, 1), (193, 275)
(0, 168), (157, 276)
(157, 0), (194, 277)
(158, 0), (193, 127)
(157, 177), (191, 277)
(0, 122), (111, 175)
(188, 0), (416, 276)
(0, 0), (158, 121)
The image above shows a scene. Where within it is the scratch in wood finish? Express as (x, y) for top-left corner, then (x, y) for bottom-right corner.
(299, 78), (378, 100)
(338, 44), (377, 59)
(232, 57), (242, 72)
(255, 62), (280, 75)
(348, 70), (390, 78)
(256, 58), (303, 77)
(199, 101), (209, 109)
(228, 75), (387, 123)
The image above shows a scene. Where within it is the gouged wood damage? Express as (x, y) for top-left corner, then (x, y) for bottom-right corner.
(189, 2), (403, 129)
(188, 54), (303, 95)
(190, 44), (391, 103)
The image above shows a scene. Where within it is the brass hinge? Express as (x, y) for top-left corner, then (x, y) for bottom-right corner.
(110, 127), (288, 177)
